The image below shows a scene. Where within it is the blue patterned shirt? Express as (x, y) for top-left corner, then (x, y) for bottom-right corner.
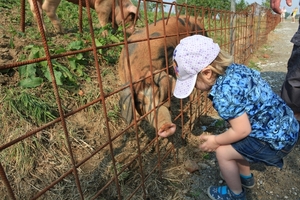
(209, 63), (299, 150)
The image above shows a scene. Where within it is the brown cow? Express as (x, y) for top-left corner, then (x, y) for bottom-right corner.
(27, 0), (138, 36)
(118, 15), (207, 137)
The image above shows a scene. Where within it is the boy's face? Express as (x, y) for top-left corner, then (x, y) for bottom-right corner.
(172, 62), (213, 92)
(195, 67), (214, 91)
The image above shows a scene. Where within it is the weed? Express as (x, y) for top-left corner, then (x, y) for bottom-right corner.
(94, 25), (125, 65)
(4, 90), (59, 125)
(107, 104), (120, 123)
(248, 60), (261, 71)
(17, 43), (92, 89)
(189, 190), (202, 197)
(101, 68), (112, 77)
(214, 119), (226, 129)
(0, 0), (18, 9)
(1, 139), (36, 177)
(202, 152), (211, 160)
(114, 163), (130, 184)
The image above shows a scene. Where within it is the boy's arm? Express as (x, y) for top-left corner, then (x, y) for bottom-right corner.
(199, 112), (251, 152)
(214, 112), (252, 145)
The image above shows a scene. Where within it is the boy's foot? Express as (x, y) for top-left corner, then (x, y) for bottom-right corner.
(220, 172), (255, 189)
(207, 185), (246, 200)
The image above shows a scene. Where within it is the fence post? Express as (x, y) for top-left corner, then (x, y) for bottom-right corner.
(250, 4), (254, 54)
(230, 0), (236, 56)
(256, 4), (262, 49)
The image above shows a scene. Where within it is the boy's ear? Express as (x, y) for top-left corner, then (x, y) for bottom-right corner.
(201, 67), (213, 79)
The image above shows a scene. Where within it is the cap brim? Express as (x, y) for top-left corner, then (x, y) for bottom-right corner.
(173, 74), (198, 99)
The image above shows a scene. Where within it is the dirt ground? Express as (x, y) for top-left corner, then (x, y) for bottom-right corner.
(1, 6), (300, 200)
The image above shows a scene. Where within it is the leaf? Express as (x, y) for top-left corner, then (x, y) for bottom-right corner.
(19, 64), (37, 78)
(53, 70), (63, 85)
(44, 68), (64, 85)
(109, 35), (120, 43)
(29, 47), (43, 59)
(24, 44), (35, 51)
(68, 57), (77, 70)
(95, 39), (103, 47)
(67, 41), (84, 50)
(19, 77), (43, 88)
(95, 39), (104, 54)
(75, 65), (84, 76)
(40, 60), (48, 68)
(76, 53), (83, 60)
(54, 47), (67, 54)
(53, 61), (76, 82)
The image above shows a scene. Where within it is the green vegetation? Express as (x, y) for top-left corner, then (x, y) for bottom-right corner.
(5, 91), (59, 125)
(0, 0), (128, 126)
(107, 104), (120, 123)
(189, 190), (202, 198)
(17, 42), (90, 89)
(174, 0), (249, 11)
(0, 0), (18, 9)
(248, 61), (261, 71)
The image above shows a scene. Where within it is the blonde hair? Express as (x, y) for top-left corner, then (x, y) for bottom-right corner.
(207, 50), (233, 75)
(197, 50), (233, 86)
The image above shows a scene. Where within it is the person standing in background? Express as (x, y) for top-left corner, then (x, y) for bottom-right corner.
(281, 6), (287, 21)
(291, 7), (298, 22)
(271, 0), (300, 122)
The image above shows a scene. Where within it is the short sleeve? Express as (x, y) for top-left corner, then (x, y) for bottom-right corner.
(210, 64), (256, 120)
(212, 75), (247, 120)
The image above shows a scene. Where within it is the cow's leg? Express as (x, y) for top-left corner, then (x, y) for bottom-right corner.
(153, 71), (176, 137)
(138, 78), (176, 137)
(28, 0), (46, 31)
(42, 0), (63, 33)
(94, 0), (112, 37)
(141, 91), (176, 137)
(156, 106), (176, 138)
(153, 71), (176, 105)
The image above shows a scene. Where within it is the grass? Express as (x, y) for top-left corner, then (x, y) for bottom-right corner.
(248, 60), (261, 71)
(0, 1), (125, 194)
(5, 91), (59, 125)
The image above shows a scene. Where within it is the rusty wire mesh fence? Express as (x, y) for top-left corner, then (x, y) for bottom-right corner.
(0, 0), (280, 199)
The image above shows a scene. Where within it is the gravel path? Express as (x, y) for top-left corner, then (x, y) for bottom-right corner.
(258, 20), (298, 95)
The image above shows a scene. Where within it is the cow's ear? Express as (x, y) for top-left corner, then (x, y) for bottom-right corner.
(128, 5), (140, 21)
(127, 5), (137, 15)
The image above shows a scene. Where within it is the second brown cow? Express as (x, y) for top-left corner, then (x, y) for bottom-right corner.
(118, 15), (207, 137)
(28, 0), (138, 36)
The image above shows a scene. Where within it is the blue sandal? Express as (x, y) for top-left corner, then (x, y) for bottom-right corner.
(220, 172), (255, 189)
(207, 185), (246, 200)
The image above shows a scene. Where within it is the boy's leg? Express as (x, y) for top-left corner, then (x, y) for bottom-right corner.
(215, 145), (246, 194)
(237, 158), (251, 177)
(220, 158), (255, 189)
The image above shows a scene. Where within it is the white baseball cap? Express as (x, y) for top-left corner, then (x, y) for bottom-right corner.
(173, 35), (220, 99)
